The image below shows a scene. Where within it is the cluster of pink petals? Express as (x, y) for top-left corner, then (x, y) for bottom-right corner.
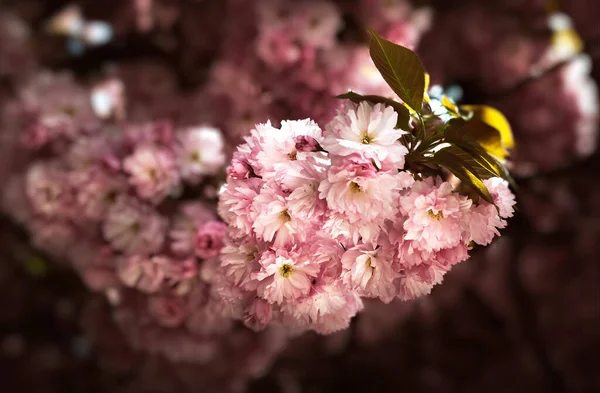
(200, 0), (432, 145)
(0, 71), (283, 369)
(217, 101), (516, 334)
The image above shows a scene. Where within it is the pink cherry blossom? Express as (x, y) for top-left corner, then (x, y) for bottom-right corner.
(484, 177), (516, 219)
(71, 167), (127, 221)
(319, 154), (401, 226)
(341, 244), (398, 303)
(243, 297), (273, 331)
(254, 248), (320, 305)
(218, 178), (262, 236)
(323, 102), (408, 168)
(147, 295), (187, 328)
(251, 186), (307, 247)
(25, 162), (72, 217)
(102, 196), (167, 255)
(467, 202), (506, 246)
(175, 127), (226, 183)
(123, 144), (180, 204)
(255, 119), (324, 175)
(169, 201), (216, 256)
(195, 220), (227, 259)
(117, 255), (168, 294)
(399, 177), (472, 252)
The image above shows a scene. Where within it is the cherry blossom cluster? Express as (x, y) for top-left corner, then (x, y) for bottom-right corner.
(202, 0), (431, 143)
(0, 71), (289, 376)
(216, 101), (516, 334)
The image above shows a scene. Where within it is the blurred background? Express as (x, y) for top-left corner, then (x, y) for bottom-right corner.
(0, 0), (598, 392)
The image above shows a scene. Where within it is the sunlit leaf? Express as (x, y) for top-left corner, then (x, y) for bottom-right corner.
(444, 119), (515, 187)
(368, 29), (426, 113)
(433, 146), (494, 204)
(461, 105), (514, 151)
(423, 73), (431, 103)
(336, 91), (411, 130)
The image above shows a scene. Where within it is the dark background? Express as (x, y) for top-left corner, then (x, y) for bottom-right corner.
(0, 1), (598, 392)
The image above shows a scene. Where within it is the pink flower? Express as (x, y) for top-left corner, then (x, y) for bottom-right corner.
(163, 258), (198, 295)
(25, 162), (71, 217)
(321, 211), (380, 245)
(148, 295), (187, 328)
(399, 177), (472, 252)
(256, 25), (301, 68)
(20, 72), (98, 142)
(255, 119), (324, 176)
(343, 48), (392, 97)
(243, 297), (273, 331)
(396, 264), (446, 301)
(254, 248), (320, 305)
(341, 244), (398, 302)
(71, 167), (127, 221)
(282, 280), (359, 333)
(467, 202), (505, 246)
(218, 178), (262, 236)
(275, 157), (328, 221)
(169, 202), (216, 256)
(219, 237), (266, 292)
(313, 290), (363, 334)
(102, 197), (167, 255)
(251, 186), (307, 247)
(323, 102), (408, 168)
(319, 155), (406, 235)
(227, 157), (253, 180)
(194, 221), (227, 259)
(435, 244), (470, 269)
(294, 2), (342, 49)
(175, 127), (226, 183)
(66, 135), (114, 170)
(123, 144), (180, 204)
(484, 177), (516, 219)
(117, 255), (168, 293)
(294, 135), (323, 152)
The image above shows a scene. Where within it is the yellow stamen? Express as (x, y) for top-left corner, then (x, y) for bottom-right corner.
(189, 151), (201, 162)
(361, 132), (373, 145)
(349, 182), (362, 193)
(280, 263), (293, 277)
(428, 209), (444, 220)
(280, 209), (291, 222)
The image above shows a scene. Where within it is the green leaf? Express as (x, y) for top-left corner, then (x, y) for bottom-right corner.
(336, 91), (411, 130)
(444, 118), (515, 186)
(368, 29), (426, 114)
(460, 105), (514, 153)
(433, 146), (494, 204)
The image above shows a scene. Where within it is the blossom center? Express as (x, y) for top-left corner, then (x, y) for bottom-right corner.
(280, 263), (293, 277)
(360, 132), (373, 144)
(349, 181), (362, 193)
(130, 222), (141, 234)
(189, 151), (201, 162)
(288, 150), (298, 160)
(62, 105), (77, 116)
(104, 190), (118, 203)
(280, 209), (292, 222)
(428, 209), (444, 220)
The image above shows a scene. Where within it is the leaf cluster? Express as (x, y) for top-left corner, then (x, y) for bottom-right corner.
(336, 29), (515, 203)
